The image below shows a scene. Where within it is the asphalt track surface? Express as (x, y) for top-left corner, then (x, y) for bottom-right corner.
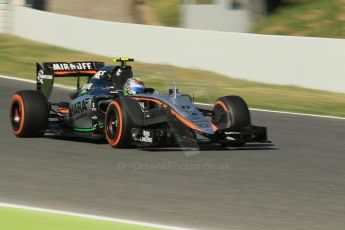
(0, 77), (345, 230)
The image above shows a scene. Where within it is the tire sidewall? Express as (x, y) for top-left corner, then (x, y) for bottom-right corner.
(105, 99), (135, 148)
(10, 90), (48, 137)
(105, 101), (123, 147)
(213, 96), (251, 130)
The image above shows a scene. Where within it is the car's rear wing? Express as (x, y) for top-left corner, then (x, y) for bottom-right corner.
(36, 61), (104, 99)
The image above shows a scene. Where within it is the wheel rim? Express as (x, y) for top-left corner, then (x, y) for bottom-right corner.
(213, 101), (232, 130)
(107, 109), (119, 139)
(105, 101), (123, 147)
(10, 96), (24, 134)
(11, 102), (22, 130)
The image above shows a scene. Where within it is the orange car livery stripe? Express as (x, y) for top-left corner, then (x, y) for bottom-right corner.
(133, 97), (203, 132)
(53, 70), (97, 76)
(170, 109), (202, 132)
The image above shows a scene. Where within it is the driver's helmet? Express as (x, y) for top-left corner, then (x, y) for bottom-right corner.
(123, 78), (144, 95)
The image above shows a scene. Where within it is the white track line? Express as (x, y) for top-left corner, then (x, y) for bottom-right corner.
(0, 75), (36, 84)
(0, 74), (75, 89)
(249, 108), (345, 120)
(0, 202), (194, 230)
(1, 74), (344, 120)
(194, 103), (345, 120)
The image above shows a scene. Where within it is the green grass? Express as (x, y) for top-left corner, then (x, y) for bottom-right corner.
(145, 0), (180, 27)
(145, 0), (345, 37)
(0, 207), (163, 230)
(253, 0), (345, 38)
(145, 0), (213, 27)
(1, 34), (345, 117)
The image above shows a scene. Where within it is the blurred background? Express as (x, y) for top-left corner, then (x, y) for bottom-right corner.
(5, 0), (344, 37)
(1, 0), (345, 116)
(1, 2), (345, 230)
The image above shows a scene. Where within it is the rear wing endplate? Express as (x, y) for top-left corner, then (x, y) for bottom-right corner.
(36, 61), (104, 99)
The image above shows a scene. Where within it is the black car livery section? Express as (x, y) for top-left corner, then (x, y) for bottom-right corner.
(9, 58), (269, 149)
(70, 99), (89, 118)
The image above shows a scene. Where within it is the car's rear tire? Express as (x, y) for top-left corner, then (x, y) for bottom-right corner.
(213, 96), (251, 147)
(104, 100), (134, 148)
(10, 90), (49, 137)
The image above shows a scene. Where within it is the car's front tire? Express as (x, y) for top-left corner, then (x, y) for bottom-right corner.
(105, 100), (134, 148)
(213, 96), (251, 147)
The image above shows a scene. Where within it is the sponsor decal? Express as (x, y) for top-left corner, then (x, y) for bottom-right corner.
(37, 70), (53, 84)
(86, 83), (93, 90)
(115, 68), (122, 76)
(140, 130), (153, 143)
(70, 99), (89, 117)
(224, 132), (240, 135)
(94, 70), (107, 79)
(91, 101), (97, 112)
(52, 62), (93, 71)
(109, 86), (118, 94)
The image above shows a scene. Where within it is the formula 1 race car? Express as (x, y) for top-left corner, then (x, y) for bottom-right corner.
(10, 58), (268, 148)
